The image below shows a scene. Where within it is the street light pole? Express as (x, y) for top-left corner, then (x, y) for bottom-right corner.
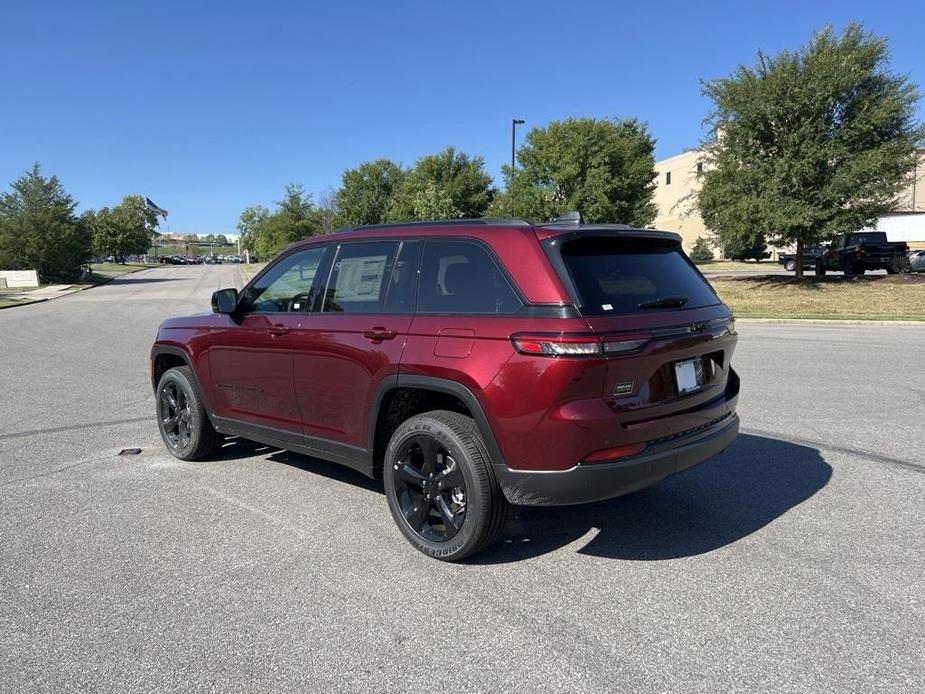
(511, 119), (525, 169)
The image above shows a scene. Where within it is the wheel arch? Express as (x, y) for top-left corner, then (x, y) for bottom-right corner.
(150, 345), (215, 417)
(368, 375), (505, 479)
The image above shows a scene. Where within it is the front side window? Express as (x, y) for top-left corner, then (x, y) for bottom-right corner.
(418, 240), (522, 315)
(322, 241), (399, 313)
(240, 246), (327, 314)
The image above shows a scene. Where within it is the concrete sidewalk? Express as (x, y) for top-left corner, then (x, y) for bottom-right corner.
(0, 284), (79, 307)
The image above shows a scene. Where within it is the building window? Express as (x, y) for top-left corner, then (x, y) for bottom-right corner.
(696, 161), (703, 175)
(665, 171), (671, 185)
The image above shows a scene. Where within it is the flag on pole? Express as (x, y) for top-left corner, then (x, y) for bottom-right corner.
(145, 197), (169, 218)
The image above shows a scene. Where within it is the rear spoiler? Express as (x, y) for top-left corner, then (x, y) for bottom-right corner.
(534, 225), (682, 245)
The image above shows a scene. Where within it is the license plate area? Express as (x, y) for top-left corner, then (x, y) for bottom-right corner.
(674, 358), (703, 395)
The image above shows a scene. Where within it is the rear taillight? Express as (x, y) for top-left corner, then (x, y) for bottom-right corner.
(511, 333), (649, 358)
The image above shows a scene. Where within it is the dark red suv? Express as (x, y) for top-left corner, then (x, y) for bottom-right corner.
(151, 216), (739, 560)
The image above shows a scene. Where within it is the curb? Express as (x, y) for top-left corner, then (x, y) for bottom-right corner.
(737, 317), (925, 326)
(0, 297), (48, 310)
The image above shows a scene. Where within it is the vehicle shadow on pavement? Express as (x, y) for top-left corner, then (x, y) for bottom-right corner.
(213, 437), (384, 494)
(475, 433), (832, 564)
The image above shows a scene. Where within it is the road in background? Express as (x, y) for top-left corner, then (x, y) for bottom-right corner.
(1, 265), (922, 693)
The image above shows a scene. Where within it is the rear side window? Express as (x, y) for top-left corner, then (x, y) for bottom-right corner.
(555, 236), (720, 316)
(418, 240), (522, 315)
(322, 241), (398, 313)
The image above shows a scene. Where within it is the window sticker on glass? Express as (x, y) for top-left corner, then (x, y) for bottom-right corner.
(602, 303), (613, 311)
(334, 256), (387, 302)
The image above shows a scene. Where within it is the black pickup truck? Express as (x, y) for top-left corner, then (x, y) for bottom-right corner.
(814, 232), (909, 276)
(778, 245), (826, 272)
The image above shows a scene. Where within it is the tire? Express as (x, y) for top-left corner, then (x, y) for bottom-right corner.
(156, 366), (223, 461)
(784, 260), (796, 272)
(383, 410), (509, 561)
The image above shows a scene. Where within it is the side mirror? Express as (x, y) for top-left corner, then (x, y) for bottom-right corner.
(211, 288), (238, 314)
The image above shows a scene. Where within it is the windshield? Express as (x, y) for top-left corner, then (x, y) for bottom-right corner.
(553, 236), (721, 316)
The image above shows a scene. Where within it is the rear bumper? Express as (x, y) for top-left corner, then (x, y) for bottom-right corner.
(494, 413), (739, 506)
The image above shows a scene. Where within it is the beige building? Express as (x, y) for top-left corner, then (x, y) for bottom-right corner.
(652, 148), (925, 253)
(652, 150), (710, 251)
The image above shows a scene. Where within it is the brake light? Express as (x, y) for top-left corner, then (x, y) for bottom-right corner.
(511, 333), (649, 358)
(583, 442), (647, 463)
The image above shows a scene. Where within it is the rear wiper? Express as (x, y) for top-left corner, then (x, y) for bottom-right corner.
(638, 295), (688, 309)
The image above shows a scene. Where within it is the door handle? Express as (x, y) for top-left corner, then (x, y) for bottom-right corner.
(268, 325), (290, 337)
(363, 327), (398, 341)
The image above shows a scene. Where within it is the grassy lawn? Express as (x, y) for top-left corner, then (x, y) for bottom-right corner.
(696, 260), (780, 273)
(712, 275), (925, 320)
(90, 262), (151, 276)
(241, 263), (267, 282)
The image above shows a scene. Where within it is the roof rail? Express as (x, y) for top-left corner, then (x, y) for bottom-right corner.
(350, 217), (531, 231)
(548, 211), (582, 225)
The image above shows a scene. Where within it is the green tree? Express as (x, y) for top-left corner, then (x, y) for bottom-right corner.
(720, 231), (768, 261)
(236, 205), (269, 252)
(411, 181), (460, 219)
(336, 159), (405, 226)
(317, 187), (341, 234)
(490, 118), (658, 226)
(87, 195), (158, 262)
(255, 183), (322, 259)
(387, 147), (494, 220)
(215, 234), (228, 246)
(689, 237), (715, 264)
(698, 23), (924, 279)
(0, 164), (91, 283)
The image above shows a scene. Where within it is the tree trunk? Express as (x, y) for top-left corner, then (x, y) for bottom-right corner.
(795, 238), (804, 281)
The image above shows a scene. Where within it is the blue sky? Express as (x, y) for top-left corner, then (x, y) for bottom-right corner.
(2, 1), (923, 234)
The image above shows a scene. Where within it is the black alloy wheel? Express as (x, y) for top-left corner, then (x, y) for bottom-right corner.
(155, 366), (222, 461)
(392, 434), (467, 542)
(159, 380), (193, 451)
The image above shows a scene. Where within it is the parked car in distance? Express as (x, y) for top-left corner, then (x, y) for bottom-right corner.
(204, 256), (222, 265)
(150, 214), (740, 560)
(908, 249), (925, 273)
(816, 232), (909, 275)
(778, 245), (827, 272)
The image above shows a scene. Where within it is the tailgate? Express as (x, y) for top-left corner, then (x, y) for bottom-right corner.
(584, 308), (737, 420)
(543, 231), (738, 430)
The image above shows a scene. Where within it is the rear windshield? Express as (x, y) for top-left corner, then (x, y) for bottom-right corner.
(846, 233), (887, 245)
(554, 236), (721, 316)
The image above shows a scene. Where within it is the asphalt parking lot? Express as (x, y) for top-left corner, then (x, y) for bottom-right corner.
(1, 265), (923, 693)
